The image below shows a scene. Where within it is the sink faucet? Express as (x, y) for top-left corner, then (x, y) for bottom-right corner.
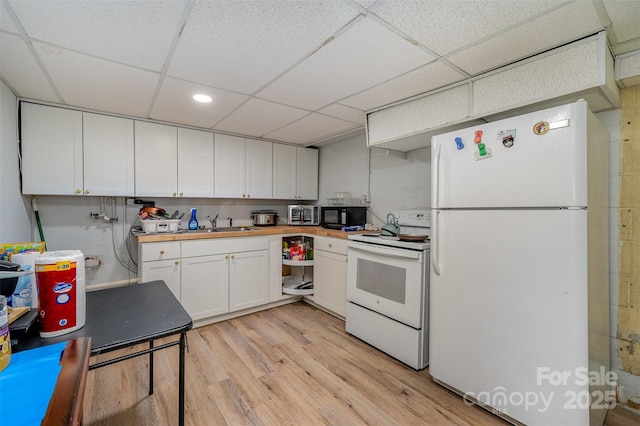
(207, 214), (219, 230)
(227, 217), (233, 227)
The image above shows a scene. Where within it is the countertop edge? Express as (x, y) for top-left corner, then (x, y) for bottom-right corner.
(136, 225), (375, 242)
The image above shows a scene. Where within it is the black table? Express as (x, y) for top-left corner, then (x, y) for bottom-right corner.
(13, 280), (193, 426)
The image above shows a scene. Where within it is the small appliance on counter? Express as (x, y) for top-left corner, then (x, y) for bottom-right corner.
(381, 213), (400, 236)
(320, 206), (367, 229)
(250, 210), (278, 226)
(288, 205), (320, 226)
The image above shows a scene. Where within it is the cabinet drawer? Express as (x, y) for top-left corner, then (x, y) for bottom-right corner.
(182, 236), (269, 258)
(314, 236), (348, 256)
(140, 241), (181, 262)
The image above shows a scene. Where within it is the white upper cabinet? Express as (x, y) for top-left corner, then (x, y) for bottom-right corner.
(272, 144), (318, 200)
(215, 134), (272, 199)
(178, 128), (214, 198)
(215, 134), (246, 198)
(83, 112), (134, 196)
(134, 121), (178, 197)
(272, 144), (297, 199)
(21, 103), (315, 200)
(296, 147), (319, 200)
(245, 138), (272, 199)
(21, 103), (83, 195)
(21, 103), (134, 196)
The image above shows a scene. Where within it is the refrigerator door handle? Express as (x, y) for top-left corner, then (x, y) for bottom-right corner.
(432, 209), (441, 276)
(433, 144), (441, 208)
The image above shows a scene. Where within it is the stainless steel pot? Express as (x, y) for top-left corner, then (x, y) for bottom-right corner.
(250, 211), (278, 226)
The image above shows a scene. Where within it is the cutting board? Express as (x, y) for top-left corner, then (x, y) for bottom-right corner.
(8, 307), (30, 324)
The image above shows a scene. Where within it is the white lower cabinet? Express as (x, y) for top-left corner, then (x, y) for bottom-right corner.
(180, 254), (229, 320)
(229, 250), (269, 312)
(140, 260), (181, 300)
(139, 235), (347, 322)
(178, 237), (269, 320)
(313, 236), (348, 317)
(139, 241), (181, 300)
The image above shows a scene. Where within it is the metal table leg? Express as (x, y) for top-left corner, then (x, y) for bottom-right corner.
(179, 332), (186, 426)
(149, 340), (154, 395)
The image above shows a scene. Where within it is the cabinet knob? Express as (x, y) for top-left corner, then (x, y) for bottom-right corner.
(173, 192), (177, 197)
(160, 250), (165, 255)
(231, 254), (235, 259)
(179, 192), (183, 197)
(175, 260), (179, 265)
(84, 189), (90, 194)
(247, 194), (251, 198)
(328, 243), (333, 248)
(225, 255), (229, 259)
(74, 189), (81, 194)
(242, 194), (246, 198)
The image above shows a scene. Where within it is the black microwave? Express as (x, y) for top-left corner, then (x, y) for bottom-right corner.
(320, 206), (367, 229)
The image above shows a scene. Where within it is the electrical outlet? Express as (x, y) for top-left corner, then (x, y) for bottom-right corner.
(125, 198), (136, 206)
(362, 193), (370, 203)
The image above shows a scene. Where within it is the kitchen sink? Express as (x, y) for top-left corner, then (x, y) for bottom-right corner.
(186, 227), (259, 233)
(215, 226), (259, 232)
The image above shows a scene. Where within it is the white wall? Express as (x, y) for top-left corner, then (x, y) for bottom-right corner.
(318, 132), (431, 226)
(0, 80), (32, 244)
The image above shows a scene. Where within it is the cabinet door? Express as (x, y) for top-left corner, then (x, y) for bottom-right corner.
(140, 259), (181, 300)
(272, 143), (297, 199)
(229, 250), (269, 312)
(214, 134), (245, 198)
(178, 128), (214, 198)
(314, 250), (347, 317)
(181, 254), (229, 320)
(296, 147), (318, 200)
(245, 139), (272, 199)
(134, 121), (177, 197)
(83, 113), (134, 196)
(21, 103), (83, 195)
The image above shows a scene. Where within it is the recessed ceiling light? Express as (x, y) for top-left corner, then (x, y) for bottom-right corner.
(193, 94), (212, 103)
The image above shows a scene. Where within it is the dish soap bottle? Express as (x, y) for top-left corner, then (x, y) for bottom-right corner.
(188, 208), (199, 230)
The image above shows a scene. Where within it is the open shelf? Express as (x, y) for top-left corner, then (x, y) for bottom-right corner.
(282, 276), (314, 295)
(282, 259), (314, 267)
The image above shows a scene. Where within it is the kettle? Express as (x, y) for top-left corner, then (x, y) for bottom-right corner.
(381, 213), (400, 237)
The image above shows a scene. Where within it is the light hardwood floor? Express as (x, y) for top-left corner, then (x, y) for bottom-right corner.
(83, 302), (639, 426)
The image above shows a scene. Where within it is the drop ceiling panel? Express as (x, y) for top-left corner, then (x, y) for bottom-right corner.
(604, 0), (640, 44)
(258, 17), (436, 111)
(150, 77), (249, 129)
(372, 0), (563, 56)
(265, 113), (358, 145)
(318, 104), (364, 124)
(342, 60), (467, 111)
(0, 2), (19, 33)
(214, 98), (309, 137)
(448, 1), (603, 75)
(35, 42), (158, 117)
(8, 0), (183, 71)
(168, 0), (360, 94)
(0, 34), (58, 102)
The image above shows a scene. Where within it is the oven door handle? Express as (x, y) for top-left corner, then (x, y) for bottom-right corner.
(347, 242), (421, 260)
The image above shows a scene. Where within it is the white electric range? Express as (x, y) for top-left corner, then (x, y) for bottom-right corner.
(346, 209), (431, 370)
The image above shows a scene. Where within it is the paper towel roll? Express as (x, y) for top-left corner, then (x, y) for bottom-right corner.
(9, 251), (40, 308)
(35, 250), (86, 338)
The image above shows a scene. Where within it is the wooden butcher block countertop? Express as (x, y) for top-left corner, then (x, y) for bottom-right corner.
(136, 225), (375, 243)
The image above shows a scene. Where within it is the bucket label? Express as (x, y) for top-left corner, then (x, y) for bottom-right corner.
(37, 262), (77, 333)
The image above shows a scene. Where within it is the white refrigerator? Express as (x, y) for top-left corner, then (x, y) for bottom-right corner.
(429, 100), (611, 425)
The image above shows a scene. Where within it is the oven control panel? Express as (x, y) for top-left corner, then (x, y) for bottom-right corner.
(394, 209), (431, 228)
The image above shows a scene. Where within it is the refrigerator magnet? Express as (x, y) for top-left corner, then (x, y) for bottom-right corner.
(533, 121), (549, 135)
(498, 129), (516, 148)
